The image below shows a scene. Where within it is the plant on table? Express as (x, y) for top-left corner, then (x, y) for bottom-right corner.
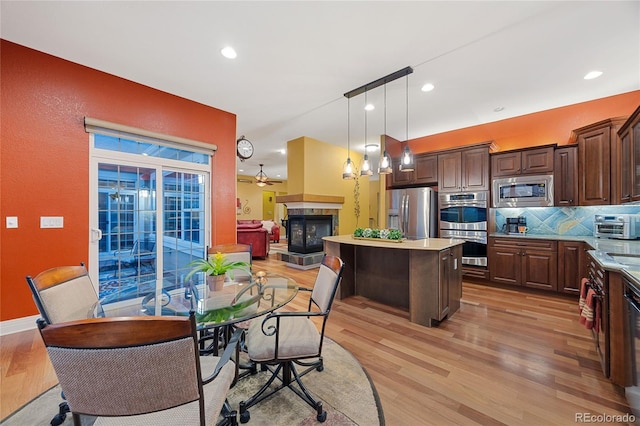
(185, 251), (251, 282)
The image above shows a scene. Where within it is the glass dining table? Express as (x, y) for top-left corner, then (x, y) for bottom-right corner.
(92, 271), (299, 331)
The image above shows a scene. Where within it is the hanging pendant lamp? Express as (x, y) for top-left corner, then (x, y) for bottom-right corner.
(378, 83), (393, 174)
(255, 164), (268, 187)
(343, 97), (356, 179)
(360, 91), (373, 176)
(399, 74), (415, 172)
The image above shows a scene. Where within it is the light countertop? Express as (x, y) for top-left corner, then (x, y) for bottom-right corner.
(323, 235), (465, 251)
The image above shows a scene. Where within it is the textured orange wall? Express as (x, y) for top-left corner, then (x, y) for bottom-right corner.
(0, 40), (237, 321)
(386, 91), (640, 155)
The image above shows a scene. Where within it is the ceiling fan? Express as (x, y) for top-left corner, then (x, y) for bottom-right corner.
(237, 164), (283, 186)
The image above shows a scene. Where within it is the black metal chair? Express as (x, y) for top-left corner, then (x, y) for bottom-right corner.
(239, 255), (344, 423)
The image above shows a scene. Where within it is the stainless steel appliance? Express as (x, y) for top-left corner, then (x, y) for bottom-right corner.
(594, 214), (640, 240)
(387, 187), (438, 240)
(492, 174), (554, 208)
(439, 191), (488, 267)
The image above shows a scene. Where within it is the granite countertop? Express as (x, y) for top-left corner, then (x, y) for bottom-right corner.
(489, 232), (640, 285)
(323, 235), (465, 251)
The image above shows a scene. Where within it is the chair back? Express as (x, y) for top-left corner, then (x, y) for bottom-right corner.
(310, 255), (344, 314)
(26, 263), (99, 324)
(209, 243), (252, 280)
(38, 314), (206, 420)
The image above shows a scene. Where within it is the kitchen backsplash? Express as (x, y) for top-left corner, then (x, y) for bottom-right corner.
(493, 205), (640, 236)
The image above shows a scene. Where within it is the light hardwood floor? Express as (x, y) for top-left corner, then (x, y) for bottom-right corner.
(1, 254), (633, 425)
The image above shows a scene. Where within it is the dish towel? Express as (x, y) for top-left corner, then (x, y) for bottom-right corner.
(580, 288), (596, 330)
(579, 278), (589, 313)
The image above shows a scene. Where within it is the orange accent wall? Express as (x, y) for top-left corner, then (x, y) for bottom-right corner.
(386, 91), (640, 156)
(0, 40), (237, 321)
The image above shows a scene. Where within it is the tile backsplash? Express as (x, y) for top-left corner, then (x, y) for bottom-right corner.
(493, 205), (640, 236)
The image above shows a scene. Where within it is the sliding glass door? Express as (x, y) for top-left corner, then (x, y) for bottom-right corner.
(89, 133), (210, 305)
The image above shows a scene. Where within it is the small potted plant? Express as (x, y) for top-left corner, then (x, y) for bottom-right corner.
(185, 251), (251, 291)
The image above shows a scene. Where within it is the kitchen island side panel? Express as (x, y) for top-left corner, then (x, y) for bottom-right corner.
(354, 246), (410, 309)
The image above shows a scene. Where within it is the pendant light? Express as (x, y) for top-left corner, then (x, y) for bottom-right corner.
(399, 73), (415, 172)
(378, 83), (393, 174)
(360, 90), (373, 176)
(342, 97), (356, 179)
(255, 164), (268, 187)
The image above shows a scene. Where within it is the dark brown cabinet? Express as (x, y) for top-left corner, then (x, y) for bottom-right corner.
(618, 105), (640, 203)
(557, 241), (583, 294)
(488, 237), (557, 291)
(574, 118), (626, 205)
(389, 153), (438, 188)
(438, 146), (489, 192)
(554, 145), (578, 206)
(491, 146), (554, 177)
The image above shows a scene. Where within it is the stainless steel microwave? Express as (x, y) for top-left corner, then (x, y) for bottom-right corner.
(492, 174), (554, 208)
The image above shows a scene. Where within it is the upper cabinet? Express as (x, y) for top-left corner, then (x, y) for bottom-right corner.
(491, 146), (554, 177)
(573, 117), (626, 206)
(438, 146), (490, 193)
(554, 145), (578, 206)
(617, 105), (640, 203)
(389, 153), (438, 188)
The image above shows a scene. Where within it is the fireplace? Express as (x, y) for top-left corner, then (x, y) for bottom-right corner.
(287, 215), (332, 254)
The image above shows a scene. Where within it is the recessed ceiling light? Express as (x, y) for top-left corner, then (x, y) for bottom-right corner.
(365, 143), (379, 152)
(239, 168), (244, 173)
(584, 70), (603, 80)
(280, 149), (286, 155)
(220, 46), (237, 59)
(364, 104), (375, 111)
(494, 106), (505, 112)
(421, 83), (435, 92)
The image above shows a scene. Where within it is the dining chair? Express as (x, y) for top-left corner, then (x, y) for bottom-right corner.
(25, 263), (100, 426)
(25, 263), (99, 324)
(199, 244), (253, 355)
(37, 312), (240, 426)
(239, 255), (344, 423)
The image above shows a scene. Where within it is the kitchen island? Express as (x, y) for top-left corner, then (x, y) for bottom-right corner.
(323, 235), (464, 327)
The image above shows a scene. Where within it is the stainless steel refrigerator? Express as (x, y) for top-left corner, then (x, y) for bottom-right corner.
(387, 187), (438, 239)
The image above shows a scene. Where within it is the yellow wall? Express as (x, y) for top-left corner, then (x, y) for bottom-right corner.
(287, 136), (369, 234)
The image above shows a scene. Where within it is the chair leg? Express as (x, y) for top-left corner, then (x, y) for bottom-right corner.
(239, 360), (327, 423)
(239, 363), (285, 423)
(50, 401), (70, 426)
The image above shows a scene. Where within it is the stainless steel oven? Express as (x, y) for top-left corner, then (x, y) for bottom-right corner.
(439, 192), (488, 267)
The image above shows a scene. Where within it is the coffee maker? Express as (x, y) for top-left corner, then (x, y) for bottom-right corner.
(506, 218), (519, 234)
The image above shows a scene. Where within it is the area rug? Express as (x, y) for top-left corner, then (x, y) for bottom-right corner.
(2, 339), (384, 426)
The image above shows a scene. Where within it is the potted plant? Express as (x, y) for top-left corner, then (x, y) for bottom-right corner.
(185, 252), (251, 291)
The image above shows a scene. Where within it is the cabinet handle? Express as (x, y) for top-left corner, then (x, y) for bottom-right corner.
(603, 198), (607, 201)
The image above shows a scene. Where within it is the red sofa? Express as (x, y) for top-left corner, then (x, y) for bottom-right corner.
(236, 220), (270, 259)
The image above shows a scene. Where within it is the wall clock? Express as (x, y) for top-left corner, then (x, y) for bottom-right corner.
(236, 137), (254, 160)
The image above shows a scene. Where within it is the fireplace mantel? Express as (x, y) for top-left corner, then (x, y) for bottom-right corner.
(275, 194), (344, 209)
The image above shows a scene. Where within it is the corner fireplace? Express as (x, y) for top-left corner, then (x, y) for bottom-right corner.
(287, 215), (332, 254)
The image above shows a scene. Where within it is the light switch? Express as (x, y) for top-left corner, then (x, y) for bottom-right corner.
(6, 216), (18, 228)
(40, 216), (64, 228)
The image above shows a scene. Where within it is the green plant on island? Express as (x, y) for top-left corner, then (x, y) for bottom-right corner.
(353, 227), (403, 240)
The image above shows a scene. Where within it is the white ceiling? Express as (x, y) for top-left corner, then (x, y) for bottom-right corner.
(2, 1), (639, 181)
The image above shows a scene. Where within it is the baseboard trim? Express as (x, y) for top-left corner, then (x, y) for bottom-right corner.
(0, 315), (39, 336)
